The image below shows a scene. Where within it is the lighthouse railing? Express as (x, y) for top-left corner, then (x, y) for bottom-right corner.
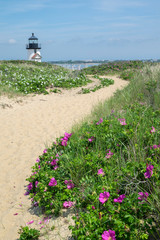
(26, 43), (41, 49)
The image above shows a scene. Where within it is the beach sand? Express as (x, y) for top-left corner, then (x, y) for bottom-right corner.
(0, 76), (128, 240)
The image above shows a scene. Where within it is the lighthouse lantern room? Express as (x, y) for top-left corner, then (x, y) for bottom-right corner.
(26, 33), (42, 62)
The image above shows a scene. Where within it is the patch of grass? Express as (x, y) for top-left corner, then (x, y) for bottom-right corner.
(80, 60), (145, 75)
(79, 76), (114, 94)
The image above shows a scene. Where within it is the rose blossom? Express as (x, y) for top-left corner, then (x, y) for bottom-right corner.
(99, 192), (110, 204)
(63, 201), (74, 208)
(102, 229), (116, 240)
(48, 177), (57, 186)
(144, 165), (154, 179)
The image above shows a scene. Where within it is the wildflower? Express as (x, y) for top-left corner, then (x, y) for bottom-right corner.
(61, 132), (72, 146)
(63, 201), (74, 208)
(99, 212), (102, 219)
(36, 158), (40, 163)
(54, 165), (58, 170)
(35, 181), (38, 188)
(138, 192), (149, 203)
(64, 132), (72, 138)
(152, 145), (158, 149)
(27, 220), (34, 225)
(27, 182), (33, 191)
(114, 194), (125, 203)
(33, 202), (38, 207)
(88, 136), (94, 142)
(102, 229), (116, 240)
(48, 177), (57, 187)
(43, 149), (47, 154)
(44, 217), (50, 224)
(96, 118), (103, 125)
(24, 191), (30, 195)
(51, 159), (57, 166)
(61, 139), (68, 146)
(64, 180), (74, 189)
(150, 126), (156, 133)
(98, 168), (105, 176)
(144, 165), (154, 179)
(99, 192), (110, 204)
(92, 206), (95, 210)
(118, 118), (127, 125)
(106, 149), (113, 159)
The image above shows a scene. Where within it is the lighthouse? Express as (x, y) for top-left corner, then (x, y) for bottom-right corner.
(26, 33), (42, 62)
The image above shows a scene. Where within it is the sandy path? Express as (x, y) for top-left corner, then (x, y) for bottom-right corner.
(0, 76), (128, 240)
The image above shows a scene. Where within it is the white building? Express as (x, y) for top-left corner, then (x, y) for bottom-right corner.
(26, 33), (42, 62)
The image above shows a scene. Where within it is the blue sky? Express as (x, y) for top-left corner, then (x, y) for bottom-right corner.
(0, 0), (160, 61)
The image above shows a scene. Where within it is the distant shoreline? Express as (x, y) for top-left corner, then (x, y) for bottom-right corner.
(48, 59), (160, 64)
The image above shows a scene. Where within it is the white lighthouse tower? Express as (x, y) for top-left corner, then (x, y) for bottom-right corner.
(26, 33), (42, 62)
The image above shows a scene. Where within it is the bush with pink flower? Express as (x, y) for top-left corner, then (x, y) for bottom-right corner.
(25, 99), (160, 239)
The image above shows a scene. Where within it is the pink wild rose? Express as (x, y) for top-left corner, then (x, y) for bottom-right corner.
(27, 182), (33, 191)
(96, 118), (103, 125)
(102, 229), (116, 240)
(99, 192), (110, 204)
(138, 192), (149, 203)
(51, 159), (58, 166)
(144, 165), (154, 179)
(88, 136), (94, 142)
(64, 180), (74, 189)
(48, 177), (57, 187)
(118, 118), (127, 125)
(98, 168), (105, 176)
(106, 149), (113, 159)
(63, 201), (74, 208)
(54, 165), (58, 170)
(43, 149), (47, 154)
(150, 126), (156, 133)
(36, 158), (40, 163)
(27, 220), (34, 225)
(114, 194), (125, 203)
(35, 181), (39, 188)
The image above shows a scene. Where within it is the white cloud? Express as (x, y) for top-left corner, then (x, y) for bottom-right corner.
(8, 39), (16, 44)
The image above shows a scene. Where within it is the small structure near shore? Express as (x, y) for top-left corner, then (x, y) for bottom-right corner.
(26, 33), (42, 62)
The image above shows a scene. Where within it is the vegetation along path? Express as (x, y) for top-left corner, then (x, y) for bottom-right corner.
(0, 75), (128, 240)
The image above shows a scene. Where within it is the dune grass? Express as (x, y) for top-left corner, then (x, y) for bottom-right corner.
(13, 61), (160, 239)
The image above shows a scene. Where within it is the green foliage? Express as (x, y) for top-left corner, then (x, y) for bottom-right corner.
(80, 76), (114, 94)
(81, 60), (145, 75)
(119, 70), (135, 80)
(18, 226), (40, 240)
(0, 61), (91, 94)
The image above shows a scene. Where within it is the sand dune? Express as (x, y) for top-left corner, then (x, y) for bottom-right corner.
(0, 76), (128, 240)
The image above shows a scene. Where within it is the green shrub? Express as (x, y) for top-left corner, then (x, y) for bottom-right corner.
(18, 226), (40, 240)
